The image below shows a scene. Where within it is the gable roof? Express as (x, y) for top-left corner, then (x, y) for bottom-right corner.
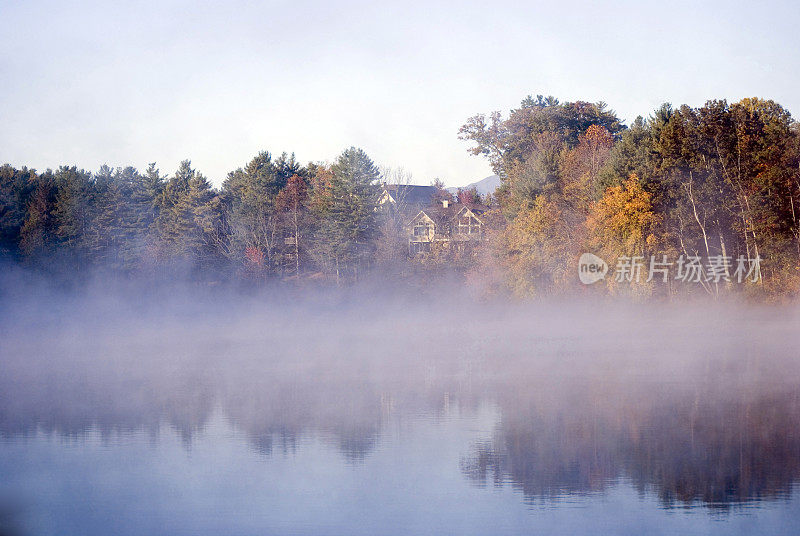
(455, 204), (487, 219)
(381, 184), (439, 207)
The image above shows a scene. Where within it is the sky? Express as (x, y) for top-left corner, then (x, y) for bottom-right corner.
(1, 0), (799, 188)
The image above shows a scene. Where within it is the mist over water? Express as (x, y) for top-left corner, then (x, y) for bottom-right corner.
(1, 281), (800, 535)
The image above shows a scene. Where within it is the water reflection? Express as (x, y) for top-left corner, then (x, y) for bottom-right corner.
(462, 378), (800, 508)
(1, 304), (799, 516)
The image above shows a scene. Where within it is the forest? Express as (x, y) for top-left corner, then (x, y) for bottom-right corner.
(1, 95), (799, 300)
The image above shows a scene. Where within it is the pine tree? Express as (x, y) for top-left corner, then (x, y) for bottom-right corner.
(313, 147), (381, 283)
(19, 171), (58, 260)
(0, 165), (36, 259)
(154, 160), (219, 271)
(221, 151), (307, 273)
(52, 166), (93, 264)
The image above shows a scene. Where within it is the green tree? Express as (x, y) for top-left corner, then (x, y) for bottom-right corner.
(221, 151), (305, 273)
(311, 147), (381, 283)
(52, 166), (93, 263)
(0, 165), (36, 259)
(154, 160), (221, 271)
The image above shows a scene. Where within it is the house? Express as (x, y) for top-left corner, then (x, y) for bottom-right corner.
(407, 199), (487, 255)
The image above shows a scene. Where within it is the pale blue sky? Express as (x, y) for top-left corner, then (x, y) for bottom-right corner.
(1, 0), (799, 187)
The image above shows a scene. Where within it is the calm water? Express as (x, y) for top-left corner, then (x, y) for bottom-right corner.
(1, 300), (799, 535)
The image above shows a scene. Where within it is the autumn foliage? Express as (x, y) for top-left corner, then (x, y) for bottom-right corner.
(1, 94), (799, 300)
(460, 95), (800, 300)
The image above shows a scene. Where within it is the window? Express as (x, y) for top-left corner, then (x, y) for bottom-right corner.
(458, 215), (481, 235)
(410, 242), (431, 255)
(413, 222), (432, 238)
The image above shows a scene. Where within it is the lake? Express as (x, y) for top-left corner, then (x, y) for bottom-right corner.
(1, 297), (799, 535)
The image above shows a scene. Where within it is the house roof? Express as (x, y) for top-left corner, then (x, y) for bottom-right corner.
(381, 184), (439, 207)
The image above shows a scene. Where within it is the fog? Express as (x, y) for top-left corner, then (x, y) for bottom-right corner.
(2, 275), (799, 500)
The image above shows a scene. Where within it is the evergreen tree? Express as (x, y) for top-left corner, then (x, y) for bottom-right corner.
(221, 151), (306, 273)
(312, 147), (380, 282)
(154, 160), (220, 271)
(52, 166), (93, 264)
(0, 165), (35, 259)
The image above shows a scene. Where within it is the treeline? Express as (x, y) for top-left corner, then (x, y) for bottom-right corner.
(0, 147), (403, 284)
(2, 95), (800, 298)
(460, 95), (800, 299)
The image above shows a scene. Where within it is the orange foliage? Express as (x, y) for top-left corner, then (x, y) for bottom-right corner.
(586, 174), (660, 256)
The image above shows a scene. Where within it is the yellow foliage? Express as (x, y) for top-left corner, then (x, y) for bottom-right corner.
(586, 174), (660, 257)
(585, 174), (662, 298)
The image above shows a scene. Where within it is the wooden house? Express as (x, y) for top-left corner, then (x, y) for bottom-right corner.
(407, 199), (486, 255)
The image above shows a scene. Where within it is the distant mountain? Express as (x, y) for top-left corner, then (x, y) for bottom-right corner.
(447, 175), (500, 197)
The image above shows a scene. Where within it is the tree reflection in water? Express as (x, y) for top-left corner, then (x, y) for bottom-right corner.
(1, 302), (798, 509)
